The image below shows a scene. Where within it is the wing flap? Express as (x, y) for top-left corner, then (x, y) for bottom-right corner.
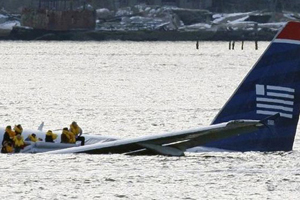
(137, 143), (185, 156)
(126, 120), (264, 155)
(142, 120), (263, 151)
(171, 123), (260, 151)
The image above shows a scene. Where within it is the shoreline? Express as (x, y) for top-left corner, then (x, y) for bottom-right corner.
(1, 26), (276, 41)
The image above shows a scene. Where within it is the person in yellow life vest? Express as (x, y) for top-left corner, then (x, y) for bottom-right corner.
(45, 130), (57, 143)
(14, 124), (23, 135)
(61, 128), (70, 143)
(61, 128), (75, 144)
(70, 121), (85, 146)
(27, 133), (38, 142)
(13, 133), (25, 153)
(1, 141), (14, 153)
(2, 125), (15, 145)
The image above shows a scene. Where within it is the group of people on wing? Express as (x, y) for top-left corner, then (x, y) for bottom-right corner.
(1, 121), (85, 154)
(1, 124), (25, 153)
(61, 121), (85, 146)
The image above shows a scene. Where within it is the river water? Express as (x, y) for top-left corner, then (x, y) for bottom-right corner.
(0, 41), (299, 199)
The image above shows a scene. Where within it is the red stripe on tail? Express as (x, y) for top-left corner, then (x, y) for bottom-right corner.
(277, 21), (300, 41)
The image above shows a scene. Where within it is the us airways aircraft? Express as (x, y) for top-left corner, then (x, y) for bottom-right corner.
(2, 21), (300, 156)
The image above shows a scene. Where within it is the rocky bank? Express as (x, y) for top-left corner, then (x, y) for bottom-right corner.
(1, 5), (299, 41)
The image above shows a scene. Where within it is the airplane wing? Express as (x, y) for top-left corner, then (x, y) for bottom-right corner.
(45, 119), (267, 156)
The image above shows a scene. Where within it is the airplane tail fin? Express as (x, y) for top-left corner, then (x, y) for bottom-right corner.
(207, 21), (300, 151)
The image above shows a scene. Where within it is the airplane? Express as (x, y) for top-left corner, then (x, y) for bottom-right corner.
(1, 21), (300, 156)
(0, 119), (267, 155)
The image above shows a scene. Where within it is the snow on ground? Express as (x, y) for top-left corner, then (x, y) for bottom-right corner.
(0, 20), (19, 30)
(95, 5), (295, 33)
(0, 6), (296, 34)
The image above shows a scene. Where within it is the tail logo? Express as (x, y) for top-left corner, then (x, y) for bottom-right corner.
(256, 84), (295, 119)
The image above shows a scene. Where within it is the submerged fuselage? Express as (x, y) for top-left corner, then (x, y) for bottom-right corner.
(0, 127), (117, 153)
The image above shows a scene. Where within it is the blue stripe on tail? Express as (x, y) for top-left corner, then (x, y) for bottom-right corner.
(205, 22), (300, 151)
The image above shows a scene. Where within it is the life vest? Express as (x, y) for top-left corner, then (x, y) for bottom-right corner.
(1, 145), (13, 153)
(14, 125), (23, 135)
(45, 130), (57, 142)
(14, 136), (24, 148)
(61, 130), (75, 143)
(68, 131), (76, 143)
(5, 145), (13, 153)
(5, 128), (15, 138)
(28, 134), (38, 142)
(61, 132), (69, 143)
(70, 124), (81, 136)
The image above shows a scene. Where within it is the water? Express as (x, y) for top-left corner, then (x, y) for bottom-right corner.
(0, 41), (299, 199)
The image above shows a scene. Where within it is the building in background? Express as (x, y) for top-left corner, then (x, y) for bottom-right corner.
(21, 0), (96, 31)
